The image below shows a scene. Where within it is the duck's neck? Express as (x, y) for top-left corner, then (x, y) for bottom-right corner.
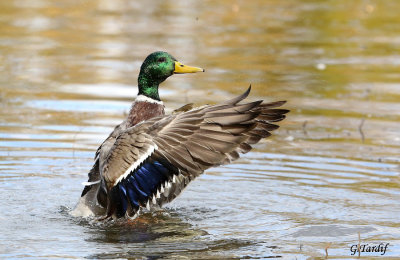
(127, 95), (165, 127)
(138, 74), (162, 101)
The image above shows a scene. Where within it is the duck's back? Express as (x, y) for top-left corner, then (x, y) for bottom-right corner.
(72, 88), (288, 219)
(71, 97), (165, 217)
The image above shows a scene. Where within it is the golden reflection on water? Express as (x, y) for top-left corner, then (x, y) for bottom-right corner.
(1, 0), (400, 259)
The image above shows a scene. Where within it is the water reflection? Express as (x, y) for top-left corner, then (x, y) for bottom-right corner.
(79, 211), (262, 259)
(86, 213), (197, 244)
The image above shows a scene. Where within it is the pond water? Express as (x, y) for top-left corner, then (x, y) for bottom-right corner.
(1, 0), (399, 259)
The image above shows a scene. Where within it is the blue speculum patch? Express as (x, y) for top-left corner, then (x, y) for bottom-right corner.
(115, 161), (171, 216)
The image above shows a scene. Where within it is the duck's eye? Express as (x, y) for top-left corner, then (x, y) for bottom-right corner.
(157, 57), (166, 63)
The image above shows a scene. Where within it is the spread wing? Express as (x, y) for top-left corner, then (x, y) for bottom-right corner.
(79, 121), (128, 205)
(100, 87), (289, 218)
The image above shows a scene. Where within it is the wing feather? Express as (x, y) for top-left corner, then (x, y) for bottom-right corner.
(95, 86), (289, 219)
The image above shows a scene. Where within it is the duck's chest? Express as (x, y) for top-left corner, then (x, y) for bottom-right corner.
(127, 101), (165, 127)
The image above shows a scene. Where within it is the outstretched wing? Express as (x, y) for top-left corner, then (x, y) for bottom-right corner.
(101, 87), (289, 218)
(79, 120), (128, 202)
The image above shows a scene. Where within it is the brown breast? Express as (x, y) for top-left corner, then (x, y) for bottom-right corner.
(127, 101), (165, 127)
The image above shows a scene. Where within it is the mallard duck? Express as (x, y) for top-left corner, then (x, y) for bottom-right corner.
(72, 51), (289, 219)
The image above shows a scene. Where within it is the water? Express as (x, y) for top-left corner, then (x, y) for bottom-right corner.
(1, 0), (400, 258)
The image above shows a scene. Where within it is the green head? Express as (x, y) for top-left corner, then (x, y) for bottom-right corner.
(138, 51), (204, 100)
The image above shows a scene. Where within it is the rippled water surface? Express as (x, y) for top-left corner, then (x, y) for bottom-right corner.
(1, 0), (400, 259)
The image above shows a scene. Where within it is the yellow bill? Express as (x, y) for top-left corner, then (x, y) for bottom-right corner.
(174, 61), (204, 74)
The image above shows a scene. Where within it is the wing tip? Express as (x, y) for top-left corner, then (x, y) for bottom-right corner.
(223, 85), (252, 105)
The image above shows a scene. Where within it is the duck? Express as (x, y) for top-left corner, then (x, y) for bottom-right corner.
(72, 51), (289, 220)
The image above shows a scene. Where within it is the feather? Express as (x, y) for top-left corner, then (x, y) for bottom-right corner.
(206, 113), (258, 125)
(258, 114), (286, 122)
(204, 100), (261, 114)
(172, 103), (194, 114)
(238, 143), (252, 153)
(255, 122), (280, 131)
(220, 85), (251, 105)
(260, 108), (290, 115)
(190, 134), (246, 153)
(185, 141), (225, 164)
(258, 100), (287, 109)
(84, 85), (288, 219)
